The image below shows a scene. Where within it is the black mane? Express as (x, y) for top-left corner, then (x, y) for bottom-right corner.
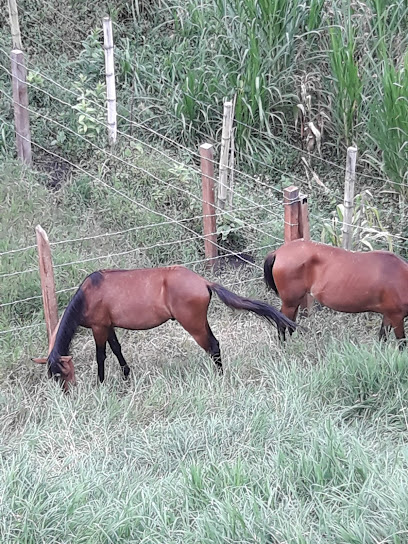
(48, 288), (85, 375)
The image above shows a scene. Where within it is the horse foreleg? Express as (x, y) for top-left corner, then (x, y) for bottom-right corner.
(108, 328), (130, 379)
(92, 327), (109, 383)
(96, 345), (107, 382)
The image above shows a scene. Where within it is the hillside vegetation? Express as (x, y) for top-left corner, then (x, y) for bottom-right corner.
(0, 1), (408, 542)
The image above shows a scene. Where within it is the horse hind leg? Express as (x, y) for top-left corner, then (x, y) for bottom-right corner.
(382, 313), (406, 350)
(195, 324), (222, 374)
(108, 328), (130, 379)
(392, 316), (406, 350)
(207, 325), (222, 374)
(179, 318), (222, 374)
(379, 316), (392, 342)
(278, 302), (300, 342)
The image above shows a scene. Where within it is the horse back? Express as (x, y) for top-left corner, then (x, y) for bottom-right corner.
(272, 240), (408, 311)
(80, 267), (210, 330)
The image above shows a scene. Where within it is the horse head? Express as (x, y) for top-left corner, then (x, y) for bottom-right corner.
(32, 355), (76, 392)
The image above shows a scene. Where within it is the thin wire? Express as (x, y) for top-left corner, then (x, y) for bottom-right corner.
(0, 114), (265, 273)
(0, 267), (37, 279)
(0, 80), (284, 242)
(14, 2), (82, 53)
(2, 47), (323, 199)
(48, 203), (260, 246)
(0, 49), (296, 196)
(0, 244), (37, 257)
(181, 90), (396, 185)
(0, 27), (395, 187)
(0, 113), (403, 267)
(0, 293), (42, 308)
(53, 223), (279, 270)
(1, 49), (403, 273)
(0, 322), (43, 335)
(23, 52), (395, 191)
(0, 57), (288, 217)
(52, 234), (202, 269)
(1, 238), (272, 310)
(2, 93), (403, 277)
(0, 210), (280, 282)
(17, 0), (86, 41)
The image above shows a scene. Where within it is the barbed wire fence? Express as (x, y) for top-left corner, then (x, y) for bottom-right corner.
(1, 12), (406, 342)
(0, 48), (287, 338)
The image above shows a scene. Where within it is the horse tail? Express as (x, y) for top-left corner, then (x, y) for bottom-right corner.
(48, 287), (85, 376)
(207, 283), (296, 333)
(263, 252), (279, 296)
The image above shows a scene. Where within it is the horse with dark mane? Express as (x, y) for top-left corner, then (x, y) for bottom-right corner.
(264, 239), (408, 344)
(33, 266), (296, 390)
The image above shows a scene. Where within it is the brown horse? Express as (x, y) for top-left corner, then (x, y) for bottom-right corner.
(33, 266), (296, 390)
(264, 239), (408, 344)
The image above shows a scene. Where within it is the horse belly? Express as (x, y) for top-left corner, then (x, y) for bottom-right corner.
(111, 300), (171, 330)
(95, 283), (171, 331)
(312, 279), (382, 314)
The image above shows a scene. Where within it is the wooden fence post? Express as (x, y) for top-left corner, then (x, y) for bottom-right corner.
(36, 225), (58, 351)
(8, 0), (22, 50)
(283, 185), (300, 243)
(299, 193), (310, 241)
(298, 193), (313, 314)
(11, 49), (32, 165)
(228, 125), (235, 210)
(200, 143), (218, 268)
(103, 16), (117, 145)
(342, 146), (357, 250)
(218, 100), (233, 210)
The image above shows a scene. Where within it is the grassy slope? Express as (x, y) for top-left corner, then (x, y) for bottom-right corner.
(1, 162), (408, 543)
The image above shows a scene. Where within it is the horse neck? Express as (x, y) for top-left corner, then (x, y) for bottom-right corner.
(51, 289), (85, 358)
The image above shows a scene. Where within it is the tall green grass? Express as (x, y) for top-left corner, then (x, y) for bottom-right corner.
(328, 22), (361, 147)
(369, 54), (408, 194)
(1, 0), (407, 189)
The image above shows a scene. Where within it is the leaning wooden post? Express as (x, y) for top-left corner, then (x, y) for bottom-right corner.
(218, 100), (233, 210)
(8, 0), (22, 49)
(36, 225), (58, 350)
(11, 50), (32, 165)
(103, 16), (117, 145)
(200, 143), (218, 268)
(342, 146), (357, 250)
(283, 185), (300, 243)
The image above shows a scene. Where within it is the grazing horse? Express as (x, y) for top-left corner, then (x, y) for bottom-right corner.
(264, 239), (408, 344)
(33, 266), (296, 390)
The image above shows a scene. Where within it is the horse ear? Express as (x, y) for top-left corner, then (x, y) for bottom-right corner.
(60, 356), (76, 389)
(31, 357), (48, 364)
(60, 356), (73, 363)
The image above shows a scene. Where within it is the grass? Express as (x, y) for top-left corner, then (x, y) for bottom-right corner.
(1, 320), (408, 542)
(1, 155), (408, 541)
